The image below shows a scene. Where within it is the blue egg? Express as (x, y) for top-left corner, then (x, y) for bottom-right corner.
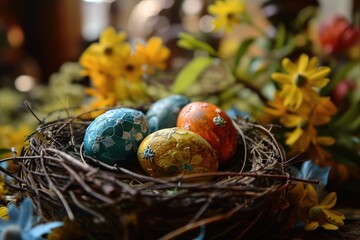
(146, 95), (190, 133)
(84, 108), (149, 165)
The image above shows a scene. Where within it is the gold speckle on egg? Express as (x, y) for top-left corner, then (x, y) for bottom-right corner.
(182, 122), (191, 130)
(215, 108), (221, 113)
(142, 145), (155, 162)
(213, 115), (226, 127)
(165, 128), (176, 139)
(137, 128), (218, 178)
(181, 105), (192, 116)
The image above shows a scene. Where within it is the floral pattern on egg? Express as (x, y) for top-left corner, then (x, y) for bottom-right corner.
(137, 128), (218, 178)
(84, 108), (149, 165)
(177, 102), (238, 163)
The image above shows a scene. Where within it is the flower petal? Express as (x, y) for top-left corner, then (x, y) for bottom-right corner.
(323, 209), (345, 224)
(306, 56), (319, 72)
(301, 183), (318, 208)
(17, 198), (33, 230)
(297, 54), (309, 72)
(309, 67), (330, 80)
(317, 136), (335, 146)
(301, 160), (330, 187)
(27, 222), (64, 238)
(271, 73), (293, 85)
(325, 210), (346, 226)
(0, 206), (9, 221)
(321, 222), (339, 230)
(100, 27), (117, 44)
(285, 127), (303, 146)
(281, 85), (303, 110)
(319, 192), (337, 209)
(282, 58), (297, 73)
(8, 203), (19, 223)
(281, 114), (304, 128)
(304, 221), (319, 231)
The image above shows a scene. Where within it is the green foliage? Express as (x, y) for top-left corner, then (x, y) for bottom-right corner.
(177, 32), (217, 56)
(233, 38), (255, 70)
(172, 56), (214, 94)
(0, 149), (12, 157)
(323, 61), (358, 95)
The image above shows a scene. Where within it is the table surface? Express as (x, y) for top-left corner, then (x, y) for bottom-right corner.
(280, 188), (360, 240)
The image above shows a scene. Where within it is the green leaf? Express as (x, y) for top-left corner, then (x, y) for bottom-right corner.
(333, 103), (360, 131)
(172, 56), (214, 94)
(0, 148), (12, 156)
(177, 32), (217, 56)
(279, 34), (296, 57)
(274, 24), (286, 50)
(322, 61), (357, 95)
(294, 6), (318, 30)
(234, 38), (255, 69)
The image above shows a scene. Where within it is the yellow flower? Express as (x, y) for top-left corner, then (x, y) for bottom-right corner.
(79, 27), (134, 98)
(118, 51), (146, 82)
(271, 54), (330, 110)
(286, 123), (335, 157)
(0, 124), (31, 158)
(287, 182), (317, 227)
(136, 37), (170, 74)
(208, 0), (246, 32)
(304, 187), (345, 231)
(287, 183), (345, 231)
(310, 97), (337, 126)
(285, 125), (315, 150)
(264, 92), (287, 117)
(0, 206), (8, 220)
(81, 91), (118, 118)
(88, 26), (130, 61)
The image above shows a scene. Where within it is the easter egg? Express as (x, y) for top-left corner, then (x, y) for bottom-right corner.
(146, 95), (190, 133)
(84, 108), (149, 165)
(137, 128), (218, 178)
(177, 102), (238, 163)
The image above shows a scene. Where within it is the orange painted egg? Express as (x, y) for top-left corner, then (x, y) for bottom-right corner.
(137, 128), (218, 178)
(177, 102), (237, 163)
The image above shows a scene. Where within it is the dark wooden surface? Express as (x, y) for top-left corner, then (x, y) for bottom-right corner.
(277, 187), (360, 240)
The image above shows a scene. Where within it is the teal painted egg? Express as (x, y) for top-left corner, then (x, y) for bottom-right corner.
(84, 108), (149, 165)
(146, 95), (190, 133)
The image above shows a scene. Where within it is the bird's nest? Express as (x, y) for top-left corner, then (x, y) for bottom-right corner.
(3, 107), (297, 240)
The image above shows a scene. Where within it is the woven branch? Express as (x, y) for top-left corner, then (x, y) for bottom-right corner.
(2, 111), (295, 239)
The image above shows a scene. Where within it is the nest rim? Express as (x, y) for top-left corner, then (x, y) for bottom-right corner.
(1, 107), (297, 239)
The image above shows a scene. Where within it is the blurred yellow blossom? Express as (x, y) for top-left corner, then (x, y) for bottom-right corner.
(136, 37), (170, 74)
(79, 27), (170, 117)
(0, 175), (5, 199)
(0, 206), (8, 220)
(88, 27), (130, 62)
(208, 0), (246, 32)
(0, 124), (31, 158)
(287, 182), (344, 231)
(118, 51), (146, 82)
(305, 186), (345, 231)
(271, 54), (330, 110)
(265, 53), (337, 164)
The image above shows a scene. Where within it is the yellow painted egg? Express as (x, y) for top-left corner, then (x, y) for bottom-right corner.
(137, 128), (218, 178)
(177, 102), (238, 163)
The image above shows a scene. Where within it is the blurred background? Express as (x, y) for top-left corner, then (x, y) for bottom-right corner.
(0, 0), (358, 93)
